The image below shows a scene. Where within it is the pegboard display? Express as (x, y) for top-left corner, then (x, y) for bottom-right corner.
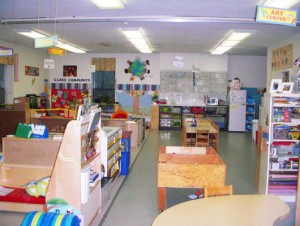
(2, 138), (61, 166)
(160, 70), (227, 94)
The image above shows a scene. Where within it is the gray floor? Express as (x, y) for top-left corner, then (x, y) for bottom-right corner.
(101, 130), (295, 226)
(0, 130), (295, 225)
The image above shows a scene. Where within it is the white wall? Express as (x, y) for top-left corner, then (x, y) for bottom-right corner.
(49, 53), (161, 85)
(266, 33), (300, 91)
(0, 40), (269, 102)
(0, 40), (48, 101)
(228, 55), (267, 88)
(160, 53), (228, 71)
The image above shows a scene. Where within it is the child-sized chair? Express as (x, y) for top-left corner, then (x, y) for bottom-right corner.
(204, 185), (233, 198)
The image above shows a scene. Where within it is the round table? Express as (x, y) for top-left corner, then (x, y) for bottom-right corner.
(152, 195), (290, 226)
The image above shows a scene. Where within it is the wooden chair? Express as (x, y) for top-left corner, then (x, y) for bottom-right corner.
(206, 117), (212, 123)
(210, 126), (219, 152)
(195, 129), (210, 147)
(182, 125), (196, 146)
(204, 185), (233, 198)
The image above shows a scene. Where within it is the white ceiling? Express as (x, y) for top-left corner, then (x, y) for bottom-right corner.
(0, 0), (299, 56)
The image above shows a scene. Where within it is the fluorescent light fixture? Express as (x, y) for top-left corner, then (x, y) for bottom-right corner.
(211, 30), (252, 55)
(17, 30), (86, 53)
(263, 0), (298, 9)
(92, 0), (124, 9)
(17, 30), (47, 39)
(122, 28), (152, 53)
(55, 41), (86, 53)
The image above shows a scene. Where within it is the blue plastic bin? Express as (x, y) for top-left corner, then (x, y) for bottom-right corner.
(120, 151), (130, 175)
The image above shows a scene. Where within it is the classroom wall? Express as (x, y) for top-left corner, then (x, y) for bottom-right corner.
(159, 53), (228, 71)
(49, 53), (160, 85)
(0, 40), (48, 103)
(0, 39), (268, 113)
(228, 55), (267, 88)
(266, 33), (300, 91)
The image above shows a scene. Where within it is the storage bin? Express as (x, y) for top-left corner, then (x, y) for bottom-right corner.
(120, 151), (130, 175)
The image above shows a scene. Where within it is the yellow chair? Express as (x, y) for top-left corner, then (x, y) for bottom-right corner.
(182, 125), (196, 146)
(204, 185), (233, 198)
(210, 126), (219, 152)
(195, 129), (210, 147)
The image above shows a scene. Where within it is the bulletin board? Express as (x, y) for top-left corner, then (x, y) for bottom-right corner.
(271, 44), (293, 71)
(51, 83), (90, 108)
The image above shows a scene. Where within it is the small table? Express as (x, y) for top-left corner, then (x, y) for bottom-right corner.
(157, 146), (226, 211)
(182, 119), (219, 150)
(152, 195), (290, 226)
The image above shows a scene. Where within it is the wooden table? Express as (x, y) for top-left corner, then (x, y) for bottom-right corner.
(157, 146), (226, 211)
(153, 195), (290, 226)
(182, 118), (219, 150)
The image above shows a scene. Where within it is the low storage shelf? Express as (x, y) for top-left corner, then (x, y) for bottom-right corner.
(0, 107), (102, 226)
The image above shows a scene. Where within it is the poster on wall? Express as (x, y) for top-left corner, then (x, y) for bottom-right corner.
(44, 59), (54, 69)
(25, 66), (39, 76)
(63, 65), (77, 77)
(271, 44), (293, 71)
(51, 87), (89, 109)
(124, 57), (150, 81)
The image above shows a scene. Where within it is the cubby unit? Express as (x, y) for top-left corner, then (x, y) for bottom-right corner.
(100, 126), (122, 182)
(159, 106), (182, 130)
(259, 93), (300, 224)
(246, 96), (255, 132)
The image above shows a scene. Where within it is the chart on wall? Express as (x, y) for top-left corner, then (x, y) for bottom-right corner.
(160, 70), (227, 94)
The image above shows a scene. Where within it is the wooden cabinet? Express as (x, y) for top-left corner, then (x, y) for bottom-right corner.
(151, 105), (159, 129)
(31, 117), (73, 133)
(101, 118), (144, 148)
(100, 127), (122, 181)
(126, 121), (139, 147)
(0, 109), (30, 145)
(258, 93), (300, 224)
(132, 117), (146, 145)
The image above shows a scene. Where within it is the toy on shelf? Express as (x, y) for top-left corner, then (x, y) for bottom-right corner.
(112, 110), (128, 119)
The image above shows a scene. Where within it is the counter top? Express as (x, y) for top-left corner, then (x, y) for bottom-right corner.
(153, 103), (206, 107)
(153, 104), (227, 107)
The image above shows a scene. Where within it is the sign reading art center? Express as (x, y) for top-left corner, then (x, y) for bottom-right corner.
(48, 47), (66, 56)
(256, 6), (298, 26)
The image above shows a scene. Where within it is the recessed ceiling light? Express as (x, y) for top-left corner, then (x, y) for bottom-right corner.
(211, 30), (252, 55)
(17, 30), (86, 53)
(263, 0), (298, 8)
(122, 28), (152, 53)
(17, 30), (47, 39)
(92, 0), (124, 9)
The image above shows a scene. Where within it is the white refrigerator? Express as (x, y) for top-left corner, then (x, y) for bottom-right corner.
(228, 90), (246, 131)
